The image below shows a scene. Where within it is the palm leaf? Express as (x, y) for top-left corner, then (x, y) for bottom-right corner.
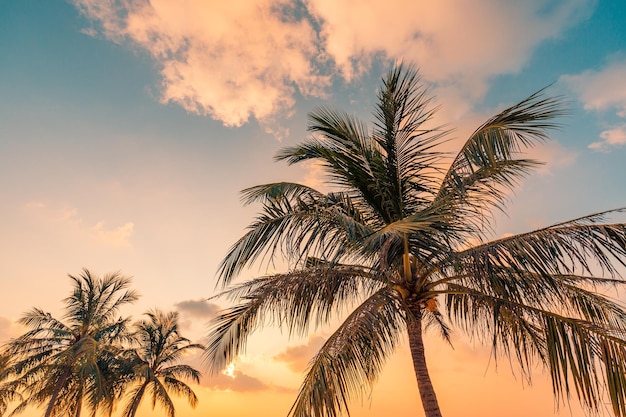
(288, 288), (405, 417)
(205, 266), (384, 373)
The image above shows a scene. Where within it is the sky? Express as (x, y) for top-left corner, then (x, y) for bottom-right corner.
(1, 0), (626, 416)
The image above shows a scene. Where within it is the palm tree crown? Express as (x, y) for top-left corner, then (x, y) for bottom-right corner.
(2, 269), (138, 417)
(121, 309), (203, 417)
(205, 63), (626, 417)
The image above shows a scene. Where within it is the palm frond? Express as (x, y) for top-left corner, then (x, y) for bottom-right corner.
(457, 209), (626, 279)
(240, 182), (324, 206)
(217, 190), (375, 286)
(288, 288), (404, 417)
(148, 379), (175, 417)
(436, 88), (568, 235)
(205, 266), (384, 373)
(445, 284), (626, 414)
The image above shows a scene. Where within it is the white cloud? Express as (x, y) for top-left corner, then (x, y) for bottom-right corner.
(562, 58), (626, 114)
(72, 0), (593, 133)
(589, 124), (626, 151)
(562, 58), (626, 151)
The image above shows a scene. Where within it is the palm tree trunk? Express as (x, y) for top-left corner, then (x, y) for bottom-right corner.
(407, 312), (443, 417)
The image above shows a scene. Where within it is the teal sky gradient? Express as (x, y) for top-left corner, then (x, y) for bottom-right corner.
(1, 1), (626, 416)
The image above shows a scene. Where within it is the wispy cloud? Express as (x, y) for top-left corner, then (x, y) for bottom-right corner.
(588, 124), (626, 152)
(72, 0), (593, 134)
(562, 58), (626, 114)
(24, 201), (135, 248)
(91, 221), (135, 248)
(562, 57), (626, 151)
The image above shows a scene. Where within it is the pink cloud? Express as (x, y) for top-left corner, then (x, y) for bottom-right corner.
(72, 0), (593, 134)
(203, 369), (269, 392)
(175, 299), (221, 319)
(273, 335), (325, 373)
(24, 201), (134, 248)
(589, 124), (626, 151)
(73, 0), (329, 135)
(307, 0), (593, 98)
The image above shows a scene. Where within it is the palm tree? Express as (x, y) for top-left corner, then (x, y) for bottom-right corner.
(121, 309), (203, 417)
(0, 353), (23, 417)
(204, 63), (626, 417)
(4, 269), (138, 417)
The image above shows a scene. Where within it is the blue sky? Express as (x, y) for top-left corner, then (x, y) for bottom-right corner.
(1, 1), (626, 416)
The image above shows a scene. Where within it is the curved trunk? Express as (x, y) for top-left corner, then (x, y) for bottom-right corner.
(407, 312), (443, 417)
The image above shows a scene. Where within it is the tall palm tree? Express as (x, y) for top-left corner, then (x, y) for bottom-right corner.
(121, 309), (202, 417)
(205, 64), (626, 417)
(4, 269), (138, 417)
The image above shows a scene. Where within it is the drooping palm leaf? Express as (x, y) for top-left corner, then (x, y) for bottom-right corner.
(206, 266), (386, 373)
(288, 288), (405, 417)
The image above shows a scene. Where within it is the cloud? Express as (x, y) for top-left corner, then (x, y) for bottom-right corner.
(203, 369), (270, 392)
(562, 58), (626, 114)
(530, 140), (579, 175)
(72, 0), (593, 134)
(72, 0), (329, 136)
(24, 201), (134, 247)
(91, 221), (135, 247)
(588, 124), (626, 152)
(273, 335), (325, 373)
(309, 0), (592, 90)
(562, 57), (626, 151)
(175, 299), (221, 319)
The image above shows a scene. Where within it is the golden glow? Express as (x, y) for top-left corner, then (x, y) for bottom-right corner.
(223, 363), (236, 379)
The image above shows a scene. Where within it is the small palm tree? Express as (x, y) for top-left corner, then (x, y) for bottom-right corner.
(121, 309), (203, 417)
(205, 63), (626, 417)
(0, 353), (22, 417)
(3, 269), (138, 417)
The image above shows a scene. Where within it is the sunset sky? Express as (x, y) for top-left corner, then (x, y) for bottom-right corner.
(1, 1), (626, 416)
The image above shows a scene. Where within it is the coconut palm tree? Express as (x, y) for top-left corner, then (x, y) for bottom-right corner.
(121, 309), (202, 417)
(4, 269), (138, 417)
(204, 63), (626, 417)
(0, 353), (22, 417)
